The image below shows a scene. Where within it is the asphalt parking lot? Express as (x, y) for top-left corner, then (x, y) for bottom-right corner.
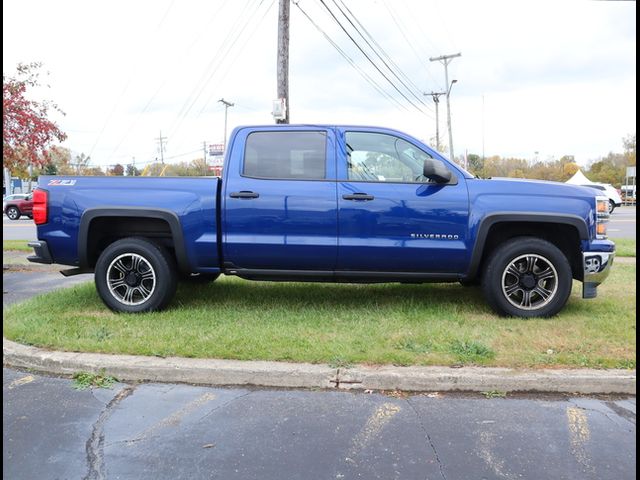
(3, 368), (636, 480)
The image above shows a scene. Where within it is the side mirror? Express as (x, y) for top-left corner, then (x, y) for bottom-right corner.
(423, 158), (452, 183)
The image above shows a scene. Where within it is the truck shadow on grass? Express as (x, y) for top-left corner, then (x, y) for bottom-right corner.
(175, 278), (490, 313)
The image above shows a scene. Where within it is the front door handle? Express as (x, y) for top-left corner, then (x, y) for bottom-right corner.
(229, 191), (260, 199)
(342, 193), (374, 201)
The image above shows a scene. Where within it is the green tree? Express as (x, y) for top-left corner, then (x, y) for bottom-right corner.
(43, 162), (58, 175)
(623, 134), (636, 166)
(125, 164), (140, 176)
(47, 145), (74, 175)
(466, 153), (484, 176)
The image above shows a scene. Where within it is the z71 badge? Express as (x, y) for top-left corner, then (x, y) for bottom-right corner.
(48, 179), (77, 186)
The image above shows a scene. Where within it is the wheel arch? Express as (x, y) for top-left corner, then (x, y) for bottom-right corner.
(466, 213), (588, 282)
(78, 207), (190, 273)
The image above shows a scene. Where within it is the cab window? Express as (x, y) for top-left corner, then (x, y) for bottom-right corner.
(345, 132), (432, 183)
(243, 131), (326, 180)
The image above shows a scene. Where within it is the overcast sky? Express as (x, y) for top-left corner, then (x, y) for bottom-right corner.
(3, 0), (636, 168)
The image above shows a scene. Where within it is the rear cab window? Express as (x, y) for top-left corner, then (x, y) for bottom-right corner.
(243, 131), (327, 180)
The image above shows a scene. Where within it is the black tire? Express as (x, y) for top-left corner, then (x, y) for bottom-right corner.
(6, 206), (20, 220)
(180, 272), (221, 283)
(459, 278), (480, 287)
(94, 237), (177, 313)
(608, 200), (616, 214)
(481, 237), (572, 318)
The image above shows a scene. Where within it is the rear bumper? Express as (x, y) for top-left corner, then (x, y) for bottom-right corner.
(27, 241), (53, 264)
(582, 251), (615, 299)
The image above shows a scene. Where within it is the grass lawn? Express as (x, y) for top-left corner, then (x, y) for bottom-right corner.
(4, 264), (635, 370)
(614, 238), (636, 257)
(3, 240), (33, 252)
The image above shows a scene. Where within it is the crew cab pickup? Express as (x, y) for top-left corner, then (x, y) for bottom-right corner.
(28, 125), (615, 317)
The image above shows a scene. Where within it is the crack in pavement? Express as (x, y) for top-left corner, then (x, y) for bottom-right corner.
(124, 392), (218, 445)
(105, 391), (253, 448)
(405, 397), (447, 480)
(568, 400), (635, 433)
(84, 385), (136, 480)
(200, 391), (253, 422)
(604, 401), (636, 426)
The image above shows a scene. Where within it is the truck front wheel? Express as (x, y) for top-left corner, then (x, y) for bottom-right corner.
(482, 237), (572, 318)
(95, 237), (177, 313)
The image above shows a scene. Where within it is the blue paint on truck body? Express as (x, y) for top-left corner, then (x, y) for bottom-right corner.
(34, 124), (614, 280)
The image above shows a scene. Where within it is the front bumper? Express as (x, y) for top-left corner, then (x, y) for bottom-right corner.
(582, 251), (615, 299)
(27, 240), (53, 264)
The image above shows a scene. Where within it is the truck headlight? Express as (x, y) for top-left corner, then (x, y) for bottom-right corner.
(595, 196), (609, 239)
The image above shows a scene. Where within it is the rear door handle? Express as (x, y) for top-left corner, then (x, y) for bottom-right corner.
(342, 193), (374, 201)
(229, 191), (260, 199)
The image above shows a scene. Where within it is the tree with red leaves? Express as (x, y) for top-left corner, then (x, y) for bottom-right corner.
(3, 62), (67, 170)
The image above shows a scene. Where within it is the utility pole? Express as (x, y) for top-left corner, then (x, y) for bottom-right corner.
(276, 0), (290, 124)
(482, 94), (485, 171)
(155, 131), (167, 164)
(218, 98), (234, 150)
(430, 52), (461, 161)
(203, 141), (208, 175)
(426, 91), (447, 152)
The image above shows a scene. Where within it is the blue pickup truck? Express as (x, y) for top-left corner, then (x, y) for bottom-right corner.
(28, 125), (615, 317)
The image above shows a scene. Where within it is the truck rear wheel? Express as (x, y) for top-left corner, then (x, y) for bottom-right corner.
(95, 237), (177, 313)
(482, 237), (572, 318)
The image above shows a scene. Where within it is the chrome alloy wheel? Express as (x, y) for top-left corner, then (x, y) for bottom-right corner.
(106, 253), (156, 306)
(501, 254), (558, 311)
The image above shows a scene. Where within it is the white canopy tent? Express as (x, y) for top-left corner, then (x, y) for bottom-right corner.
(566, 169), (596, 185)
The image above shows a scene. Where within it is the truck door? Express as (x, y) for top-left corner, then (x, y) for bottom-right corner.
(223, 128), (338, 271)
(336, 130), (469, 273)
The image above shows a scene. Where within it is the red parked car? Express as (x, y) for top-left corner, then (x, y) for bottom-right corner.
(3, 193), (34, 220)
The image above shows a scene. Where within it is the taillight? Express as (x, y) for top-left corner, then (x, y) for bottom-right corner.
(33, 189), (48, 225)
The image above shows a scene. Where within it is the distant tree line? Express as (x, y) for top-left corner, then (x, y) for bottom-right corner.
(462, 134), (635, 187)
(31, 147), (215, 178)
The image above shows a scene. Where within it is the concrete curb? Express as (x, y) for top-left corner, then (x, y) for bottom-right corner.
(3, 338), (635, 394)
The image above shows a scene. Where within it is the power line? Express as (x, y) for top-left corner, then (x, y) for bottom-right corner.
(103, 0), (232, 163)
(171, 0), (274, 154)
(197, 0), (276, 117)
(331, 0), (433, 113)
(295, 1), (409, 112)
(90, 0), (177, 161)
(317, 0), (428, 115)
(381, 0), (440, 87)
(168, 0), (265, 141)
